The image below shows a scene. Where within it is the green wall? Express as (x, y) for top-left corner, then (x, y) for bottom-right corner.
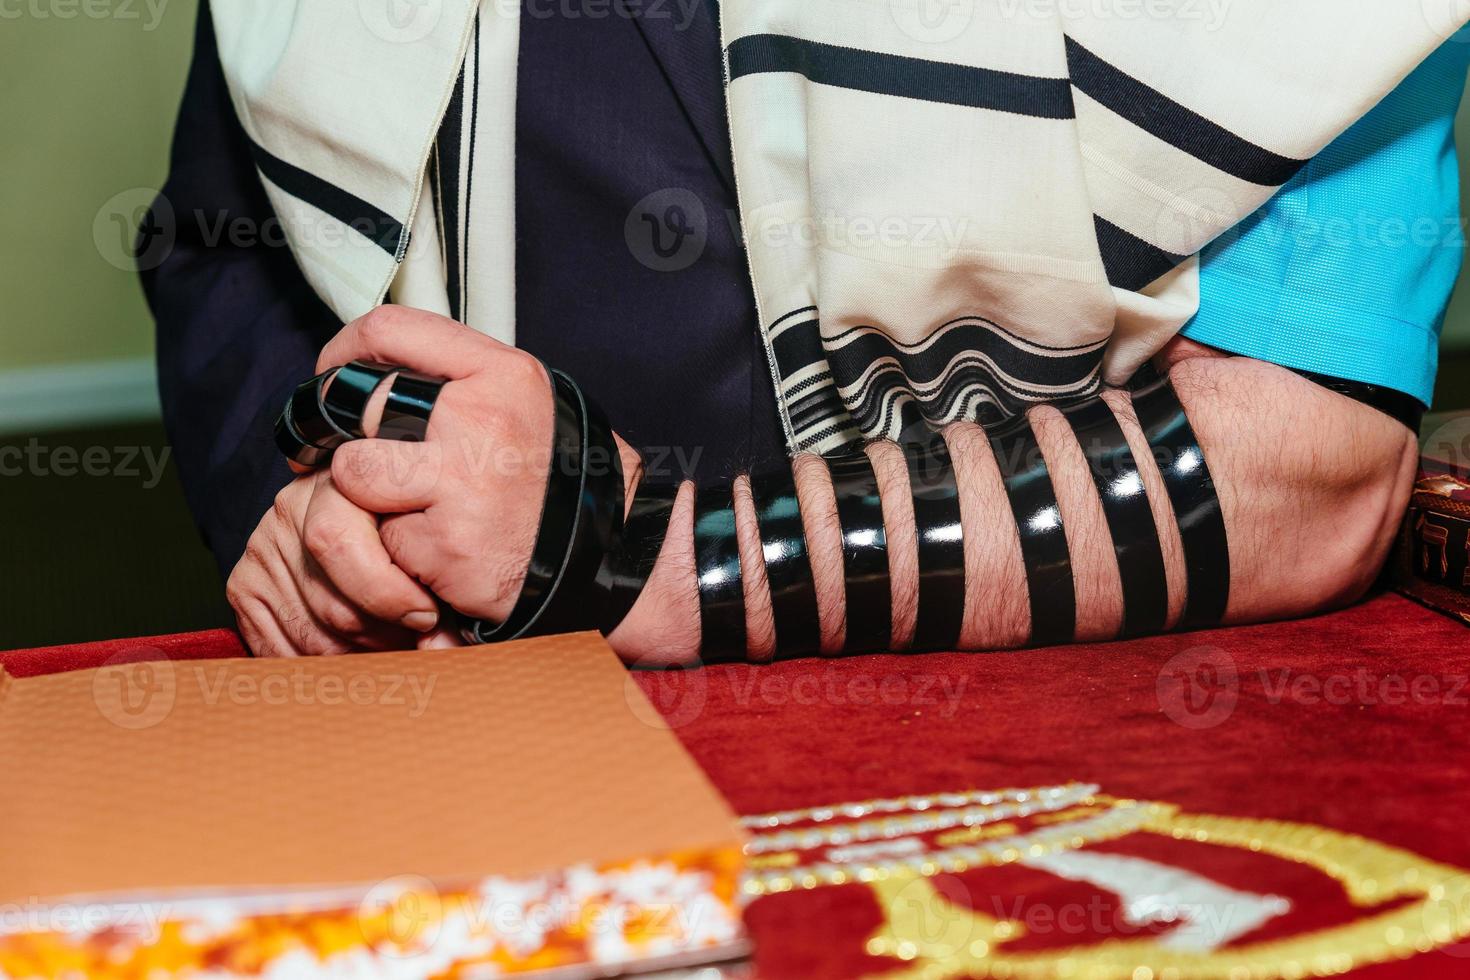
(1442, 99), (1470, 349)
(0, 0), (198, 370)
(0, 8), (1466, 378)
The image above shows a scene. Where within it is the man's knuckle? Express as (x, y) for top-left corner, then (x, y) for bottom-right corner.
(363, 580), (413, 617)
(317, 600), (364, 636)
(270, 487), (298, 524)
(504, 351), (545, 389)
(303, 516), (348, 560)
(357, 305), (400, 349)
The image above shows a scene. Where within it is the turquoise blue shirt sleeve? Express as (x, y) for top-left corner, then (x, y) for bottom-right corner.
(1182, 37), (1470, 409)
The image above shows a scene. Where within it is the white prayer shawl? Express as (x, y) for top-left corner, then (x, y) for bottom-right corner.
(208, 0), (1466, 453)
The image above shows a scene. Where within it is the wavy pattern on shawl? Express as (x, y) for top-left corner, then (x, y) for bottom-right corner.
(779, 315), (1106, 445)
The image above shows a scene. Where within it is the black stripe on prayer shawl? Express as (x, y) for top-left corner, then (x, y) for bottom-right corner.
(1093, 215), (1188, 291)
(727, 34), (1075, 119)
(788, 381), (849, 432)
(437, 61), (467, 322)
(1063, 36), (1308, 188)
(245, 136), (405, 257)
(825, 319), (1107, 395)
(824, 320), (1105, 437)
(771, 316), (824, 378)
(844, 359), (1100, 437)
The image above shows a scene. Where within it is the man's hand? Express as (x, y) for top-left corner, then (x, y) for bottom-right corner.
(227, 468), (442, 657)
(318, 306), (652, 633)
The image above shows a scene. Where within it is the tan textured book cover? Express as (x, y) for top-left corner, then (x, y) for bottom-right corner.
(0, 632), (746, 977)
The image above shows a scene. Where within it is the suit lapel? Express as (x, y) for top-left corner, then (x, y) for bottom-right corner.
(623, 0), (735, 194)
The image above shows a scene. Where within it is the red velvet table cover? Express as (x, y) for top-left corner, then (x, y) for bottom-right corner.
(5, 593), (1468, 979)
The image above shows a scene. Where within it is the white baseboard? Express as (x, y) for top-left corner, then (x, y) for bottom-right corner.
(0, 358), (161, 435)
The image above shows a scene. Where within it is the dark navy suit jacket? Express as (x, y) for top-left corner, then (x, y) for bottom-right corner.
(144, 2), (783, 578)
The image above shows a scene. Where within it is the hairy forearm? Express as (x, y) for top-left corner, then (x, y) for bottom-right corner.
(608, 352), (1418, 665)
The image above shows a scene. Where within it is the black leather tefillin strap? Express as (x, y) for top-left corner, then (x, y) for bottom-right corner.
(1289, 369), (1424, 434)
(320, 360), (394, 436)
(527, 371), (625, 635)
(750, 463), (821, 659)
(275, 369), (355, 467)
(905, 437), (965, 652)
(376, 370), (443, 442)
(1061, 395), (1168, 638)
(988, 415), (1076, 646)
(693, 485), (747, 664)
(278, 360), (637, 645)
(462, 368), (589, 643)
(595, 473), (681, 635)
(1131, 376), (1230, 630)
(826, 452), (891, 655)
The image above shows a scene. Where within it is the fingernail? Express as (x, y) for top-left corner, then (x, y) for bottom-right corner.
(402, 610), (438, 632)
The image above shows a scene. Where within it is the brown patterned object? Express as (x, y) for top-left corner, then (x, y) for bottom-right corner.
(0, 632), (747, 976)
(1394, 412), (1470, 625)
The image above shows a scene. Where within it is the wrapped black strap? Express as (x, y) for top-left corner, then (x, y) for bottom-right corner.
(275, 370), (354, 467)
(989, 415), (1076, 646)
(461, 368), (585, 643)
(827, 452), (891, 655)
(750, 464), (820, 659)
(1289, 369), (1423, 433)
(1132, 376), (1230, 630)
(595, 475), (681, 634)
(1062, 395), (1168, 638)
(377, 370), (443, 442)
(694, 486), (747, 664)
(905, 438), (965, 652)
(321, 360), (394, 436)
(531, 370), (626, 635)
